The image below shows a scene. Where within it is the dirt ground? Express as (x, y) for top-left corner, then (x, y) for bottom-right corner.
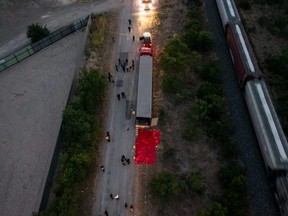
(132, 1), (223, 216)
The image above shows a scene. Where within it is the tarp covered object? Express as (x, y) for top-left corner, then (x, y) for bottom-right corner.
(135, 129), (160, 164)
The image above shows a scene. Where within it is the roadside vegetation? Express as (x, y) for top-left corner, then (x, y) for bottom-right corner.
(149, 1), (250, 215)
(27, 23), (50, 43)
(33, 68), (106, 216)
(33, 14), (108, 216)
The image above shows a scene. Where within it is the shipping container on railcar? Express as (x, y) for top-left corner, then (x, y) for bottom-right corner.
(226, 23), (261, 88)
(216, 0), (241, 29)
(244, 80), (288, 171)
(275, 176), (288, 216)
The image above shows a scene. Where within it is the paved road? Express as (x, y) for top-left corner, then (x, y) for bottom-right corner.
(91, 1), (158, 216)
(0, 0), (121, 58)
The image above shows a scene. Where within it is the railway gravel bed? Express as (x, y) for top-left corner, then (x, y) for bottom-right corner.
(204, 1), (279, 216)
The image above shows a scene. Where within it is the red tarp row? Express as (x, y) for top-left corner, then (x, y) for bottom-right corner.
(134, 129), (160, 164)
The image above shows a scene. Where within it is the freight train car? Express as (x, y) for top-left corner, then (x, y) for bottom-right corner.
(216, 0), (288, 215)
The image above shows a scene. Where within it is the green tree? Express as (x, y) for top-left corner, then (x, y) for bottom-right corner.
(27, 23), (50, 43)
(160, 37), (189, 73)
(183, 121), (199, 141)
(197, 82), (222, 99)
(150, 171), (180, 200)
(163, 36), (189, 57)
(77, 68), (106, 113)
(162, 73), (183, 94)
(62, 103), (92, 145)
(198, 202), (228, 216)
(198, 63), (220, 83)
(187, 171), (205, 194)
(218, 163), (245, 187)
(197, 31), (214, 51)
(188, 99), (211, 122)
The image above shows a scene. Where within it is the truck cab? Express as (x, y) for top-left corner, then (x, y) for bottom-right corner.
(139, 32), (152, 48)
(139, 47), (152, 56)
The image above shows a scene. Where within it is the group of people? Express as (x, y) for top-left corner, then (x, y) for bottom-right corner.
(117, 92), (126, 101)
(117, 58), (134, 73)
(102, 18), (136, 216)
(121, 154), (130, 166)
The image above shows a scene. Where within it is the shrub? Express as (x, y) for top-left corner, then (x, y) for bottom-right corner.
(197, 82), (222, 99)
(198, 63), (220, 83)
(163, 36), (189, 57)
(150, 171), (180, 200)
(183, 121), (199, 141)
(174, 92), (188, 105)
(202, 94), (226, 120)
(62, 104), (93, 145)
(197, 202), (228, 216)
(162, 73), (183, 94)
(186, 5), (203, 19)
(158, 108), (167, 124)
(163, 147), (176, 159)
(206, 120), (226, 140)
(188, 99), (211, 122)
(184, 19), (201, 32)
(267, 14), (288, 37)
(77, 68), (106, 113)
(219, 138), (239, 159)
(197, 31), (214, 51)
(238, 0), (252, 10)
(160, 52), (188, 72)
(265, 49), (288, 78)
(218, 163), (249, 216)
(27, 23), (50, 43)
(218, 163), (245, 187)
(187, 171), (205, 194)
(257, 16), (269, 27)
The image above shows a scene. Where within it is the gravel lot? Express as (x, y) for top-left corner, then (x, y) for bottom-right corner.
(0, 30), (85, 216)
(204, 1), (279, 216)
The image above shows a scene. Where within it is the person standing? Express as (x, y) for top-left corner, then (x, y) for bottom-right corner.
(110, 193), (114, 200)
(104, 210), (109, 216)
(100, 165), (105, 172)
(121, 92), (126, 98)
(121, 155), (126, 162)
(117, 94), (121, 101)
(105, 134), (110, 142)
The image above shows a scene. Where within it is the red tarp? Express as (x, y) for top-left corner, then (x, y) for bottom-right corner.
(135, 129), (160, 164)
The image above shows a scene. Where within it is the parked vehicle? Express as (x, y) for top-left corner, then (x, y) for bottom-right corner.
(136, 46), (153, 128)
(139, 32), (152, 48)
